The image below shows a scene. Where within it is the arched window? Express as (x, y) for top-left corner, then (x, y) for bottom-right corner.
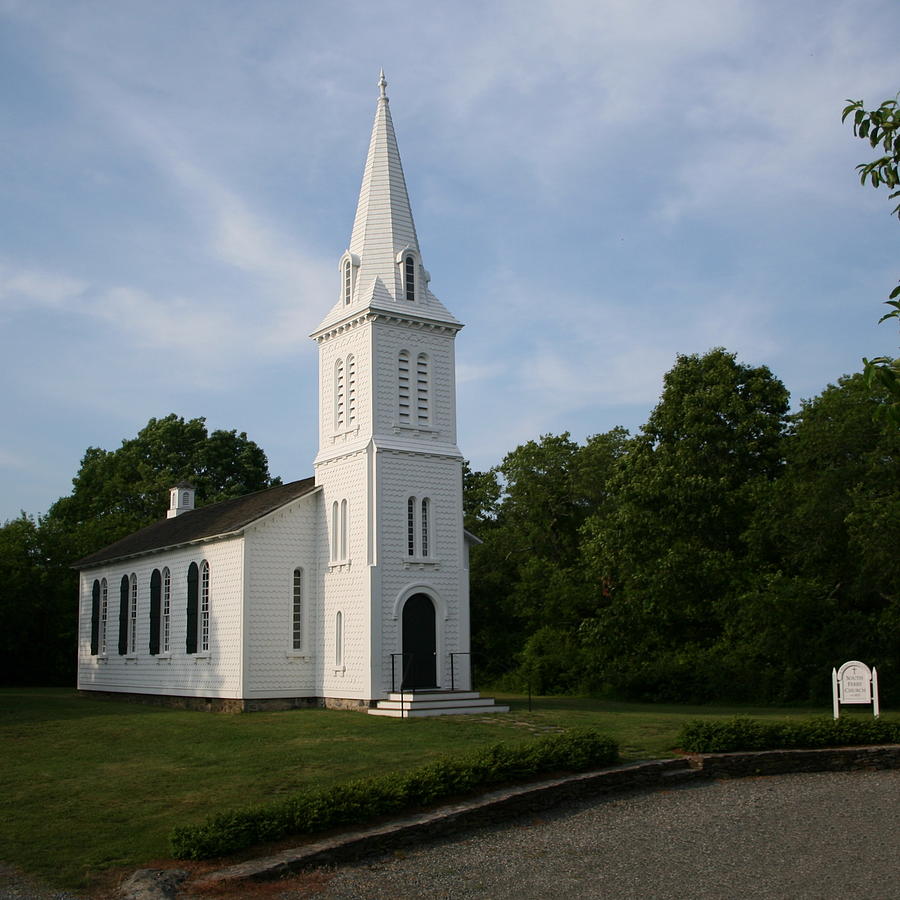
(346, 355), (356, 425)
(406, 496), (432, 557)
(292, 568), (303, 650)
(118, 575), (130, 656)
(421, 497), (430, 557)
(90, 580), (100, 656)
(340, 499), (348, 561)
(200, 561), (210, 653)
(99, 578), (108, 655)
(335, 358), (345, 429)
(343, 259), (352, 305)
(416, 353), (429, 425)
(149, 570), (161, 655)
(331, 501), (339, 562)
(405, 255), (415, 301)
(162, 568), (170, 654)
(186, 562), (199, 654)
(398, 351), (410, 423)
(335, 611), (343, 666)
(129, 574), (138, 654)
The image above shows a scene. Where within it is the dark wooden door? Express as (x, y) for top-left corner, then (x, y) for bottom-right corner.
(402, 593), (437, 689)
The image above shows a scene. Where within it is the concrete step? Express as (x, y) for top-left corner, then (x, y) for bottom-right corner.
(368, 691), (509, 718)
(379, 690), (487, 703)
(368, 703), (510, 718)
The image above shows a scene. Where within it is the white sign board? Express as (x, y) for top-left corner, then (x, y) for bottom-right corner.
(832, 660), (880, 718)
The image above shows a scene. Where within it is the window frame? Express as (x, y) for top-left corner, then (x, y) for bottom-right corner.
(200, 561), (210, 653)
(335, 610), (343, 667)
(129, 573), (138, 655)
(292, 567), (303, 651)
(405, 495), (433, 559)
(404, 254), (415, 301)
(99, 578), (108, 656)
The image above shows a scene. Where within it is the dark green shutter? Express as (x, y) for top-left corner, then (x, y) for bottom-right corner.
(90, 580), (100, 655)
(118, 575), (129, 655)
(186, 563), (199, 654)
(149, 570), (161, 655)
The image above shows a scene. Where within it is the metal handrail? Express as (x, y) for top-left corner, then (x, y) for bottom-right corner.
(390, 652), (415, 692)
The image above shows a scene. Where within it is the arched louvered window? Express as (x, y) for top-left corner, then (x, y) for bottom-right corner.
(161, 568), (170, 653)
(398, 351), (410, 423)
(90, 580), (100, 655)
(335, 358), (345, 429)
(200, 561), (210, 653)
(344, 259), (352, 305)
(335, 611), (343, 666)
(99, 578), (108, 655)
(149, 569), (161, 655)
(186, 562), (199, 654)
(292, 568), (303, 650)
(421, 497), (430, 557)
(407, 497), (416, 556)
(340, 499), (348, 561)
(118, 575), (129, 655)
(405, 255), (415, 301)
(416, 353), (429, 425)
(346, 355), (356, 425)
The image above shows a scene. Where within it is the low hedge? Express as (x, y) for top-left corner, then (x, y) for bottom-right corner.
(170, 727), (618, 859)
(678, 715), (900, 754)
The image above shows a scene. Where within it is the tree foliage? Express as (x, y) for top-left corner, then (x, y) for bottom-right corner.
(0, 415), (278, 686)
(843, 95), (900, 423)
(465, 350), (898, 705)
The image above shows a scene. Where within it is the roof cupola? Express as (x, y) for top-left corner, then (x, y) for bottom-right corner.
(167, 482), (195, 518)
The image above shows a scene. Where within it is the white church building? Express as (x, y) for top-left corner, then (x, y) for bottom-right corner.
(75, 75), (505, 718)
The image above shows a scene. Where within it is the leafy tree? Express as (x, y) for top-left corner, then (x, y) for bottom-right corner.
(1, 415), (279, 686)
(746, 372), (900, 700)
(44, 414), (277, 561)
(580, 349), (789, 700)
(0, 515), (73, 685)
(843, 96), (900, 423)
(466, 430), (631, 689)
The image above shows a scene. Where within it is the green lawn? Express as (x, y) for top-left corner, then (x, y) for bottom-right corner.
(0, 688), (888, 890)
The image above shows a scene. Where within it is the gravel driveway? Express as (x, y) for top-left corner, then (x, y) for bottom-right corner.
(4, 770), (898, 899)
(300, 769), (900, 900)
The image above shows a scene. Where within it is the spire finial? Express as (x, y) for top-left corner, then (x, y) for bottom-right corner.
(378, 69), (388, 101)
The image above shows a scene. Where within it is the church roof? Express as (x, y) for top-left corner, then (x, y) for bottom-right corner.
(313, 72), (461, 336)
(73, 477), (318, 569)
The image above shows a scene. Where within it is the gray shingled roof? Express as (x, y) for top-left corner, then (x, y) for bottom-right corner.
(73, 477), (318, 569)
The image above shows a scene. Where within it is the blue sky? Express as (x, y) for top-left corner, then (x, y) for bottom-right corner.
(1, 0), (897, 523)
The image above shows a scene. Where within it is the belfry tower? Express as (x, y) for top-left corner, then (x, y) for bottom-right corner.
(311, 74), (503, 715)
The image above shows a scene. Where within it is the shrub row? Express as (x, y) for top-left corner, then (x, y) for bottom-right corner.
(170, 727), (618, 860)
(678, 715), (900, 753)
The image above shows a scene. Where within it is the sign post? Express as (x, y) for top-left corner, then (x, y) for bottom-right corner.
(832, 660), (879, 719)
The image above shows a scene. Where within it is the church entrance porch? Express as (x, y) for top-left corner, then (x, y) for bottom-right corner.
(400, 593), (437, 690)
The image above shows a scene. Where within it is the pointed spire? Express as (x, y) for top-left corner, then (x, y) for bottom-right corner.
(312, 75), (461, 337)
(347, 70), (420, 303)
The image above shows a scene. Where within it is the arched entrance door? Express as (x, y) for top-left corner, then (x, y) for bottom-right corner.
(401, 593), (437, 690)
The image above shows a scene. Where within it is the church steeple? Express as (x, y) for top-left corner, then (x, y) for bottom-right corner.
(313, 72), (460, 334)
(347, 70), (420, 299)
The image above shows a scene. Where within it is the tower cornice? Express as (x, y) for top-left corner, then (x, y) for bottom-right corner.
(310, 307), (463, 343)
